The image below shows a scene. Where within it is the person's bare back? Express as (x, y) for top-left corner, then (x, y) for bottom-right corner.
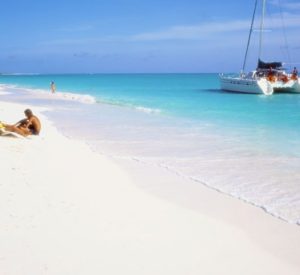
(26, 114), (41, 135)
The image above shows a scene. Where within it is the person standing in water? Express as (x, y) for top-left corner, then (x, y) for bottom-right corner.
(50, 81), (56, 93)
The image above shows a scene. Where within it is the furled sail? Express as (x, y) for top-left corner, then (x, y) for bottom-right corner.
(257, 59), (282, 69)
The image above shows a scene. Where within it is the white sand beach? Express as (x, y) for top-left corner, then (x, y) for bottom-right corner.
(1, 99), (300, 275)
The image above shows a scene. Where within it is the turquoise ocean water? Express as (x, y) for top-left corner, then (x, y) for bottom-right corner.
(0, 73), (300, 224)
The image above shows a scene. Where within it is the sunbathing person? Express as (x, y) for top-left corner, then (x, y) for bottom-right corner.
(3, 109), (41, 137)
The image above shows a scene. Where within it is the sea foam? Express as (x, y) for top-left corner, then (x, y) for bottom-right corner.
(24, 87), (97, 104)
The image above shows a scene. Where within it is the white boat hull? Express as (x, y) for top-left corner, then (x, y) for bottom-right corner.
(220, 75), (300, 95)
(273, 79), (300, 93)
(220, 76), (270, 94)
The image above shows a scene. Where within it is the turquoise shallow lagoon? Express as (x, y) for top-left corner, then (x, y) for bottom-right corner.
(1, 73), (300, 224)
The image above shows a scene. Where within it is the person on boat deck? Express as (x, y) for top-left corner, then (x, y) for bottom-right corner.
(292, 67), (298, 79)
(268, 66), (273, 76)
(267, 66), (276, 81)
(278, 72), (288, 83)
(2, 109), (41, 137)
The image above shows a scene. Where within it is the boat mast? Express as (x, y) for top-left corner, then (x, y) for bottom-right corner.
(242, 0), (258, 73)
(258, 0), (266, 61)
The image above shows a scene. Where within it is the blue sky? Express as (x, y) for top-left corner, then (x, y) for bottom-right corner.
(1, 0), (300, 73)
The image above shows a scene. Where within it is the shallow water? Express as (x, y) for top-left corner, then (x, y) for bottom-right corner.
(1, 73), (300, 224)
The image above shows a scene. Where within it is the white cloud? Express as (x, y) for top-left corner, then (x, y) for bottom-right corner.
(40, 11), (300, 49)
(269, 0), (300, 10)
(130, 12), (300, 41)
(131, 20), (250, 41)
(39, 36), (119, 46)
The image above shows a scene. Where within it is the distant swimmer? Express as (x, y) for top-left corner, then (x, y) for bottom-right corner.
(50, 81), (56, 93)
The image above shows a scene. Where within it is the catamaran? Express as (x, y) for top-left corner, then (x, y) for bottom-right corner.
(219, 0), (300, 95)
